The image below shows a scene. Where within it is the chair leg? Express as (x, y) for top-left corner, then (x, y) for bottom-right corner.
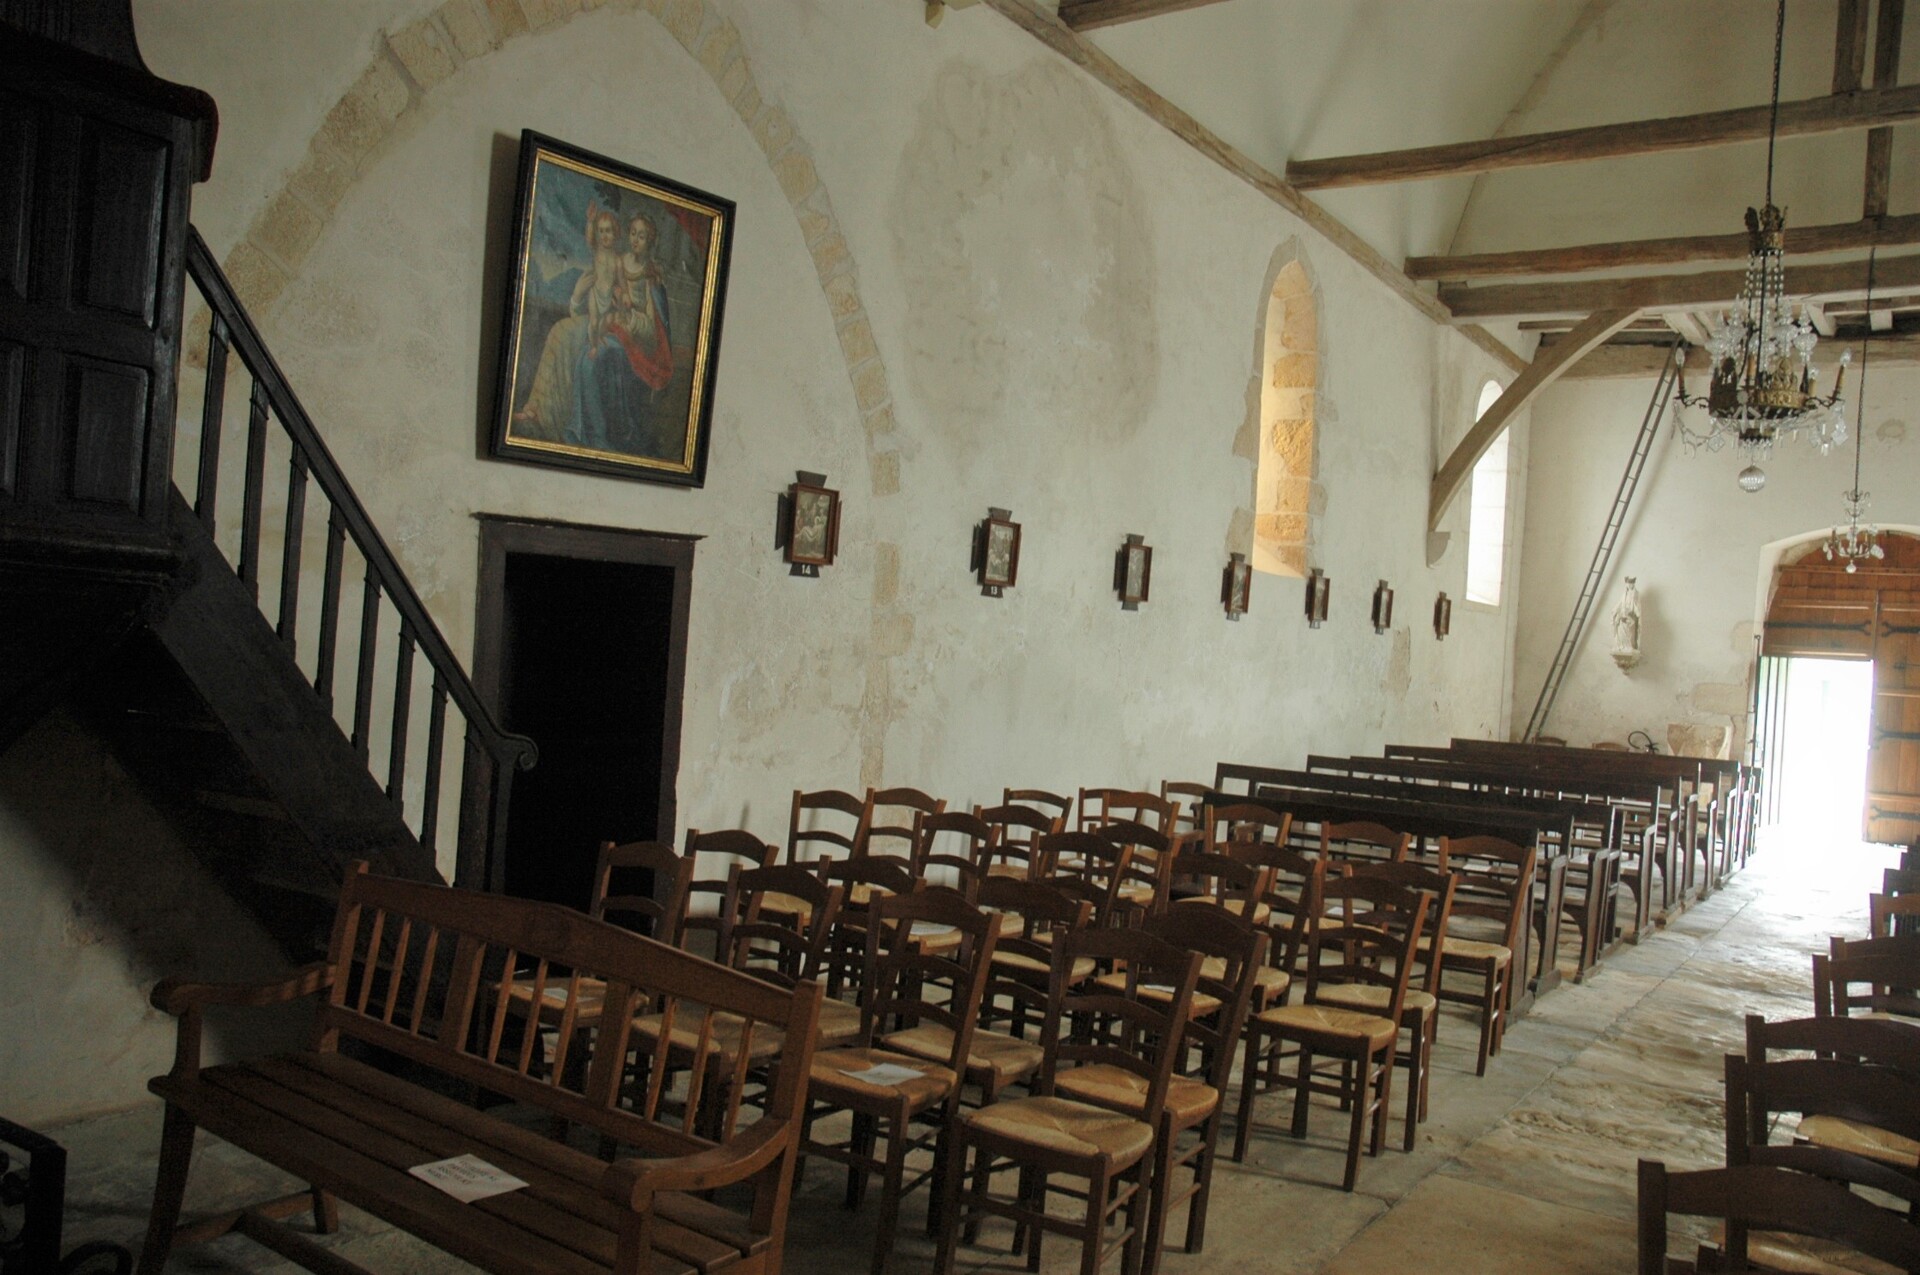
(1025, 1168), (1047, 1272)
(1185, 1120), (1217, 1256)
(1474, 966), (1496, 1077)
(1232, 1030), (1261, 1163)
(310, 1187), (338, 1235)
(932, 1135), (968, 1275)
(846, 1112), (873, 1209)
(1141, 1122), (1174, 1275)
(137, 1104), (197, 1275)
(870, 1114), (909, 1275)
(1342, 1054), (1369, 1191)
(1083, 1170), (1110, 1275)
(1370, 1048), (1395, 1157)
(1290, 1045), (1313, 1139)
(1402, 1021), (1423, 1153)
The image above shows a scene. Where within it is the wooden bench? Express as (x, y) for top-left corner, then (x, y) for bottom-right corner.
(138, 862), (823, 1275)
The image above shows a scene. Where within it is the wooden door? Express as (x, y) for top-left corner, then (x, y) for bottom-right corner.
(1869, 590), (1920, 844)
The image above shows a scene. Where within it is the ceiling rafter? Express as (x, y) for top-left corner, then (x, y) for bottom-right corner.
(1864, 0), (1906, 217)
(1057, 0), (1239, 32)
(1405, 214), (1920, 281)
(1286, 84), (1920, 191)
(1441, 252), (1920, 319)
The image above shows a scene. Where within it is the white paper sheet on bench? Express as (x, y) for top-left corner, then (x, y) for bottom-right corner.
(409, 1154), (530, 1203)
(840, 1062), (926, 1086)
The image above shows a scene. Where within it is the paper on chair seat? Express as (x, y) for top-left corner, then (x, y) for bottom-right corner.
(409, 1154), (530, 1203)
(909, 922), (957, 938)
(840, 1062), (926, 1086)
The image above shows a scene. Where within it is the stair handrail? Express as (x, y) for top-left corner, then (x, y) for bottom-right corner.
(182, 228), (536, 782)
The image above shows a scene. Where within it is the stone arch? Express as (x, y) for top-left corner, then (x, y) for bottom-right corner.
(208, 0), (909, 787)
(1248, 242), (1326, 577)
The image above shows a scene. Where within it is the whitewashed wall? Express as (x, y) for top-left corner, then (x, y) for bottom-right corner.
(2, 0), (1525, 1123)
(1513, 365), (1920, 751)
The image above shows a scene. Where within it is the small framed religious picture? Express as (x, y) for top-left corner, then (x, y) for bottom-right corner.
(1117, 535), (1153, 610)
(1433, 592), (1452, 640)
(1372, 580), (1395, 633)
(491, 132), (735, 487)
(1305, 568), (1330, 628)
(975, 509), (1021, 597)
(780, 472), (840, 577)
(1222, 553), (1251, 620)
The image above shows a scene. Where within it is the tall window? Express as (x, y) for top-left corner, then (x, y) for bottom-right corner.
(1466, 379), (1509, 606)
(1253, 259), (1317, 576)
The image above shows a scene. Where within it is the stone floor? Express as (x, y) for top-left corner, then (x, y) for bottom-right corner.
(42, 829), (1893, 1273)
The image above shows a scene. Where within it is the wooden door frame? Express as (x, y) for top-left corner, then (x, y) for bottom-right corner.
(460, 515), (698, 891)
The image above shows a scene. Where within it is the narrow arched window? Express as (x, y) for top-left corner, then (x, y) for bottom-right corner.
(1466, 379), (1509, 606)
(1253, 260), (1317, 576)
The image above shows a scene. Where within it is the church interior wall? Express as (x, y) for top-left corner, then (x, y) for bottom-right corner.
(2, 0), (1526, 1125)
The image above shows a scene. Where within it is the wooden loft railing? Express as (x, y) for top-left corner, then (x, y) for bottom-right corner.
(181, 228), (536, 870)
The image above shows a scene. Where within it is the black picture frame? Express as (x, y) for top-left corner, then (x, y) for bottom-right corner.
(1223, 553), (1251, 619)
(1372, 580), (1395, 633)
(1434, 592), (1452, 640)
(490, 130), (735, 487)
(1118, 536), (1153, 609)
(979, 514), (1021, 592)
(1305, 568), (1329, 628)
(784, 481), (840, 568)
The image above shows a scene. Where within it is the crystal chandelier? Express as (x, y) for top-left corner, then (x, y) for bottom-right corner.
(1824, 247), (1885, 572)
(1674, 0), (1848, 493)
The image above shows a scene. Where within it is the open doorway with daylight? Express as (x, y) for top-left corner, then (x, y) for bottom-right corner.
(465, 519), (694, 911)
(1753, 531), (1920, 845)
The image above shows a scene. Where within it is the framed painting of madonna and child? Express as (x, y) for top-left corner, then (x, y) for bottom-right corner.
(491, 131), (735, 486)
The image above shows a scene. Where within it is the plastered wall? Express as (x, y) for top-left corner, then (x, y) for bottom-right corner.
(1513, 366), (1920, 752)
(2, 0), (1527, 1122)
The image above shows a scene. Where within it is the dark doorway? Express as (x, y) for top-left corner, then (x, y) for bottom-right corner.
(465, 519), (694, 910)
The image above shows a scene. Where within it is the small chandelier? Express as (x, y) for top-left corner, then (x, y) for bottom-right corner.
(1674, 0), (1849, 493)
(1824, 246), (1885, 572)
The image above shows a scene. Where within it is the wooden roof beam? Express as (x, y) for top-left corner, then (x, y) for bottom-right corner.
(1405, 213), (1920, 282)
(1287, 84), (1920, 190)
(1865, 0), (1906, 217)
(1428, 308), (1640, 532)
(1057, 0), (1240, 31)
(1837, 0), (1870, 93)
(1441, 252), (1920, 319)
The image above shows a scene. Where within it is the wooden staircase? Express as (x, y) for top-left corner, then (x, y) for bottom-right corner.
(0, 6), (535, 957)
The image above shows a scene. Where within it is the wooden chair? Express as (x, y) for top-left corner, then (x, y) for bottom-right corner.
(1160, 780), (1211, 837)
(818, 855), (919, 1000)
(802, 887), (998, 1275)
(912, 809), (997, 894)
(1035, 830), (1135, 929)
(1056, 906), (1266, 1274)
(1100, 819), (1174, 921)
(1158, 847), (1269, 924)
(1870, 890), (1920, 938)
(1541, 842), (1624, 983)
(679, 828), (779, 960)
(973, 802), (1061, 880)
(1079, 787), (1178, 835)
(932, 927), (1202, 1275)
(1004, 787), (1073, 830)
(1223, 841), (1325, 1023)
(1234, 875), (1431, 1188)
(975, 876), (1094, 1041)
(1201, 802), (1292, 850)
(788, 787), (869, 868)
(859, 787), (946, 861)
(1735, 1014), (1920, 1184)
(1319, 819), (1411, 865)
(1815, 935), (1920, 1023)
(1432, 834), (1537, 1076)
(1637, 1160), (1920, 1273)
(629, 863), (847, 1135)
(1320, 859), (1456, 1151)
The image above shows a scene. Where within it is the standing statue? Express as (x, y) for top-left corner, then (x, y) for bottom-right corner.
(1611, 577), (1643, 670)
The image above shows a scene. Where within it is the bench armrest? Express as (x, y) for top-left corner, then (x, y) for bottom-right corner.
(151, 962), (334, 1079)
(601, 1116), (792, 1209)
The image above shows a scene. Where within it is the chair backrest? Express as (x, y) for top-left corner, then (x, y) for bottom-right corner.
(1202, 802), (1292, 850)
(1079, 786), (1177, 834)
(681, 828), (781, 952)
(1041, 926), (1201, 1127)
(1436, 835), (1537, 954)
(592, 839), (695, 948)
(1344, 859), (1456, 997)
(1637, 1160), (1920, 1274)
(860, 888), (997, 1078)
(1883, 867), (1920, 896)
(973, 801), (1062, 879)
(1227, 840), (1325, 979)
(719, 863), (843, 989)
(1815, 939), (1920, 1020)
(1161, 780), (1210, 835)
(1321, 819), (1412, 864)
(786, 788), (868, 868)
(1100, 818), (1173, 909)
(912, 809), (997, 893)
(976, 875), (1092, 1039)
(1161, 847), (1270, 920)
(858, 786), (945, 860)
(1304, 875), (1431, 1028)
(1034, 830), (1134, 926)
(1868, 890), (1920, 938)
(1004, 787), (1073, 827)
(1142, 905), (1269, 1093)
(817, 853), (918, 916)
